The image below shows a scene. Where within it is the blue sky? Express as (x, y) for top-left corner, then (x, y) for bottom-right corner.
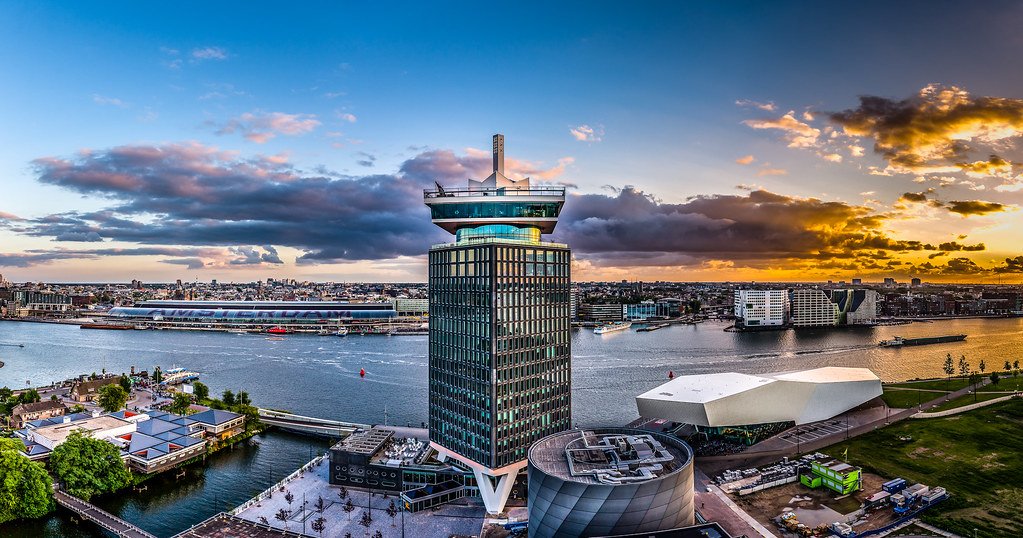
(3, 1), (1023, 282)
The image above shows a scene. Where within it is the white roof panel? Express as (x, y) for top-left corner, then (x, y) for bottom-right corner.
(635, 372), (775, 404)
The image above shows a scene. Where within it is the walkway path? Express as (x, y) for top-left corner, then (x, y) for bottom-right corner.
(55, 487), (156, 538)
(912, 394), (1016, 418)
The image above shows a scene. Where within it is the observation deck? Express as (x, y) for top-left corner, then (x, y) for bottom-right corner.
(423, 134), (566, 237)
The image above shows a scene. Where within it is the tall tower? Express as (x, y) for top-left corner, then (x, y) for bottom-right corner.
(424, 134), (572, 515)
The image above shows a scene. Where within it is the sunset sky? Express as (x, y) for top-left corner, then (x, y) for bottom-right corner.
(3, 1), (1023, 283)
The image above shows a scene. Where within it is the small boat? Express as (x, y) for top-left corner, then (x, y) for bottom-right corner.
(266, 326), (291, 335)
(594, 321), (632, 334)
(335, 327), (349, 337)
(359, 368), (366, 377)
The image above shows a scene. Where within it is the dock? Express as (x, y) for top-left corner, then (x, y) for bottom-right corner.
(55, 487), (156, 538)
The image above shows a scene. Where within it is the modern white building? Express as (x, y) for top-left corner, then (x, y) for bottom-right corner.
(733, 289), (788, 328)
(635, 367), (882, 427)
(790, 289), (838, 327)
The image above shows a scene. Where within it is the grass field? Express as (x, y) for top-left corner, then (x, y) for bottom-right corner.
(825, 398), (1023, 537)
(882, 376), (1020, 410)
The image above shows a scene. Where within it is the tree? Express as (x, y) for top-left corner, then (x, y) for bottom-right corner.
(979, 359), (987, 374)
(285, 491), (295, 505)
(222, 390), (236, 406)
(386, 500), (398, 526)
(372, 531), (383, 538)
(991, 372), (1000, 385)
(315, 496), (326, 513)
(942, 353), (955, 388)
(311, 516), (326, 536)
(18, 388), (41, 404)
(958, 355), (970, 377)
(359, 510), (372, 529)
(343, 498), (355, 521)
(238, 391), (251, 406)
(259, 516), (268, 525)
(97, 384), (128, 413)
(1015, 360), (1020, 370)
(0, 438), (54, 524)
(69, 404), (86, 413)
(338, 486), (349, 501)
(275, 508), (292, 530)
(167, 393), (192, 415)
(153, 367), (163, 385)
(192, 381), (209, 402)
(119, 375), (132, 395)
(968, 372), (983, 403)
(1005, 360), (1012, 374)
(50, 430), (131, 501)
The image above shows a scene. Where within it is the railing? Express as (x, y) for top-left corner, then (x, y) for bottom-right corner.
(424, 187), (565, 198)
(432, 235), (568, 249)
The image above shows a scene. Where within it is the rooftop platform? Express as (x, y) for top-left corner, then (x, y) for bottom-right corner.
(529, 428), (693, 485)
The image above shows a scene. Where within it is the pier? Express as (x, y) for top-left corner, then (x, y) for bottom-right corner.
(55, 487), (156, 538)
(257, 408), (369, 437)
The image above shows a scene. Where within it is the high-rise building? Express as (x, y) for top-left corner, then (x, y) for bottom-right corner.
(423, 134), (572, 515)
(911, 277), (921, 287)
(733, 289), (788, 328)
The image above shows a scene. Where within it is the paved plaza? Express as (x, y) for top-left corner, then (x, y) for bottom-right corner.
(234, 458), (486, 537)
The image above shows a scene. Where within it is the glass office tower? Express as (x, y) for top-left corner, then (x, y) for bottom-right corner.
(424, 134), (571, 515)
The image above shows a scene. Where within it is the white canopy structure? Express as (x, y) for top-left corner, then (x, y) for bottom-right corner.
(635, 367), (882, 427)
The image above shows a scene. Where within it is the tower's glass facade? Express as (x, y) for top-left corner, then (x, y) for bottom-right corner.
(424, 135), (571, 514)
(428, 239), (571, 469)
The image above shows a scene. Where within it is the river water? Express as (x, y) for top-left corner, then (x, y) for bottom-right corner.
(1, 317), (1021, 536)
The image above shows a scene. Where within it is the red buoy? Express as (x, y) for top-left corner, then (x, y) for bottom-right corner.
(359, 368), (366, 378)
(668, 371), (674, 379)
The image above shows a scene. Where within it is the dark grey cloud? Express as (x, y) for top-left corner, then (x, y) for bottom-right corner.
(12, 142), (996, 273)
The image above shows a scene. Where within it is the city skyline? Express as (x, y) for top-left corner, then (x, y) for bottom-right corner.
(3, 2), (1023, 283)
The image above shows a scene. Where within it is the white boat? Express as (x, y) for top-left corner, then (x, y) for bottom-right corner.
(160, 366), (200, 385)
(594, 321), (632, 334)
(335, 326), (349, 337)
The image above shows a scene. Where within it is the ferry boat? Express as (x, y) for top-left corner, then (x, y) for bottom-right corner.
(879, 334), (967, 347)
(160, 367), (200, 385)
(594, 321), (632, 334)
(266, 326), (291, 335)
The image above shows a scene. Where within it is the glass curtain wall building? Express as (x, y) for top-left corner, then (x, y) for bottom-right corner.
(424, 134), (571, 515)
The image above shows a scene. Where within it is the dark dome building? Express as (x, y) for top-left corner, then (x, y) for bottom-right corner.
(527, 428), (695, 538)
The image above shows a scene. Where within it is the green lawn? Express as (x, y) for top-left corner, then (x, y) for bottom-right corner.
(881, 388), (937, 409)
(888, 378), (972, 391)
(825, 399), (1023, 537)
